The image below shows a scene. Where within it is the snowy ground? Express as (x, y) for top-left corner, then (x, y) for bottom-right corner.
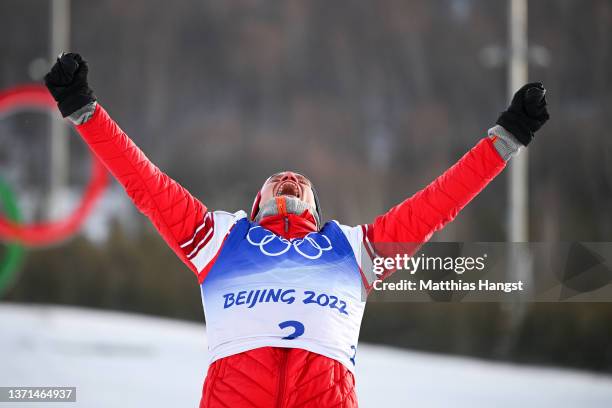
(1, 303), (611, 407)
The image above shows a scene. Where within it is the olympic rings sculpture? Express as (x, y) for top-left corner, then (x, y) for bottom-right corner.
(0, 84), (109, 295)
(0, 177), (25, 298)
(246, 225), (333, 259)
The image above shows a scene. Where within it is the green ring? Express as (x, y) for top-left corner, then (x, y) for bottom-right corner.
(0, 176), (25, 298)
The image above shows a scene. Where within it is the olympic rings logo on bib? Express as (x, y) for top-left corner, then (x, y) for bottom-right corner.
(246, 226), (333, 259)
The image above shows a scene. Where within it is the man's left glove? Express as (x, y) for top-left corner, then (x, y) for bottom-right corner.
(496, 82), (550, 146)
(44, 52), (96, 118)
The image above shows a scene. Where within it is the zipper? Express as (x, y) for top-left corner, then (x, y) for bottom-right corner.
(275, 349), (289, 408)
(284, 216), (289, 234)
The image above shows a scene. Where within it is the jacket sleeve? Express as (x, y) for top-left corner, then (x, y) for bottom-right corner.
(364, 137), (506, 281)
(75, 103), (209, 278)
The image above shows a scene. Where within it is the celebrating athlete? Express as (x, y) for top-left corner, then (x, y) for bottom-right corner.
(44, 53), (549, 408)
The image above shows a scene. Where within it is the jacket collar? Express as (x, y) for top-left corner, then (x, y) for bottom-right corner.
(257, 210), (318, 239)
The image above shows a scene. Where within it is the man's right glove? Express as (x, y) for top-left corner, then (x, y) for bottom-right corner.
(44, 52), (96, 118)
(496, 82), (550, 146)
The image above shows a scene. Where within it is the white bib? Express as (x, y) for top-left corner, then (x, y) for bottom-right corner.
(200, 218), (366, 372)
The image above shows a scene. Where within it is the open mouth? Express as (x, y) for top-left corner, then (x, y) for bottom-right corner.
(274, 180), (301, 199)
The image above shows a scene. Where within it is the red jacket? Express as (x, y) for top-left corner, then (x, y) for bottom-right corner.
(76, 104), (505, 407)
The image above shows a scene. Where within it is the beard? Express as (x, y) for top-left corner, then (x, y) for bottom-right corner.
(255, 195), (320, 227)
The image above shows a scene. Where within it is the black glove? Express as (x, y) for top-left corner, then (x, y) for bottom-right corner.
(496, 82), (549, 146)
(44, 52), (96, 118)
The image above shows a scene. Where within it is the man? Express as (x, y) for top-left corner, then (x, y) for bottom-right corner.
(44, 53), (549, 407)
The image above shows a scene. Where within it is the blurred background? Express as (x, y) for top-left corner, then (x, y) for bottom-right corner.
(1, 0), (612, 406)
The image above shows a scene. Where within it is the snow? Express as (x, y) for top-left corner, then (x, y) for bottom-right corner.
(1, 303), (611, 407)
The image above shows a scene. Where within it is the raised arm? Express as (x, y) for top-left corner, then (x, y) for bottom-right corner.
(75, 103), (208, 276)
(368, 136), (505, 243)
(363, 83), (549, 282)
(44, 53), (210, 278)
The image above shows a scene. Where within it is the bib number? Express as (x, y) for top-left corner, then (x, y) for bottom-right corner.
(278, 320), (305, 340)
(349, 345), (357, 365)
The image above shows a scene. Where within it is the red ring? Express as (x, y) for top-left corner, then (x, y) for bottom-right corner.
(0, 84), (108, 246)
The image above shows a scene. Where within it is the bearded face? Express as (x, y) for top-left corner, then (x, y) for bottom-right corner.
(252, 171), (321, 226)
(258, 171), (316, 209)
